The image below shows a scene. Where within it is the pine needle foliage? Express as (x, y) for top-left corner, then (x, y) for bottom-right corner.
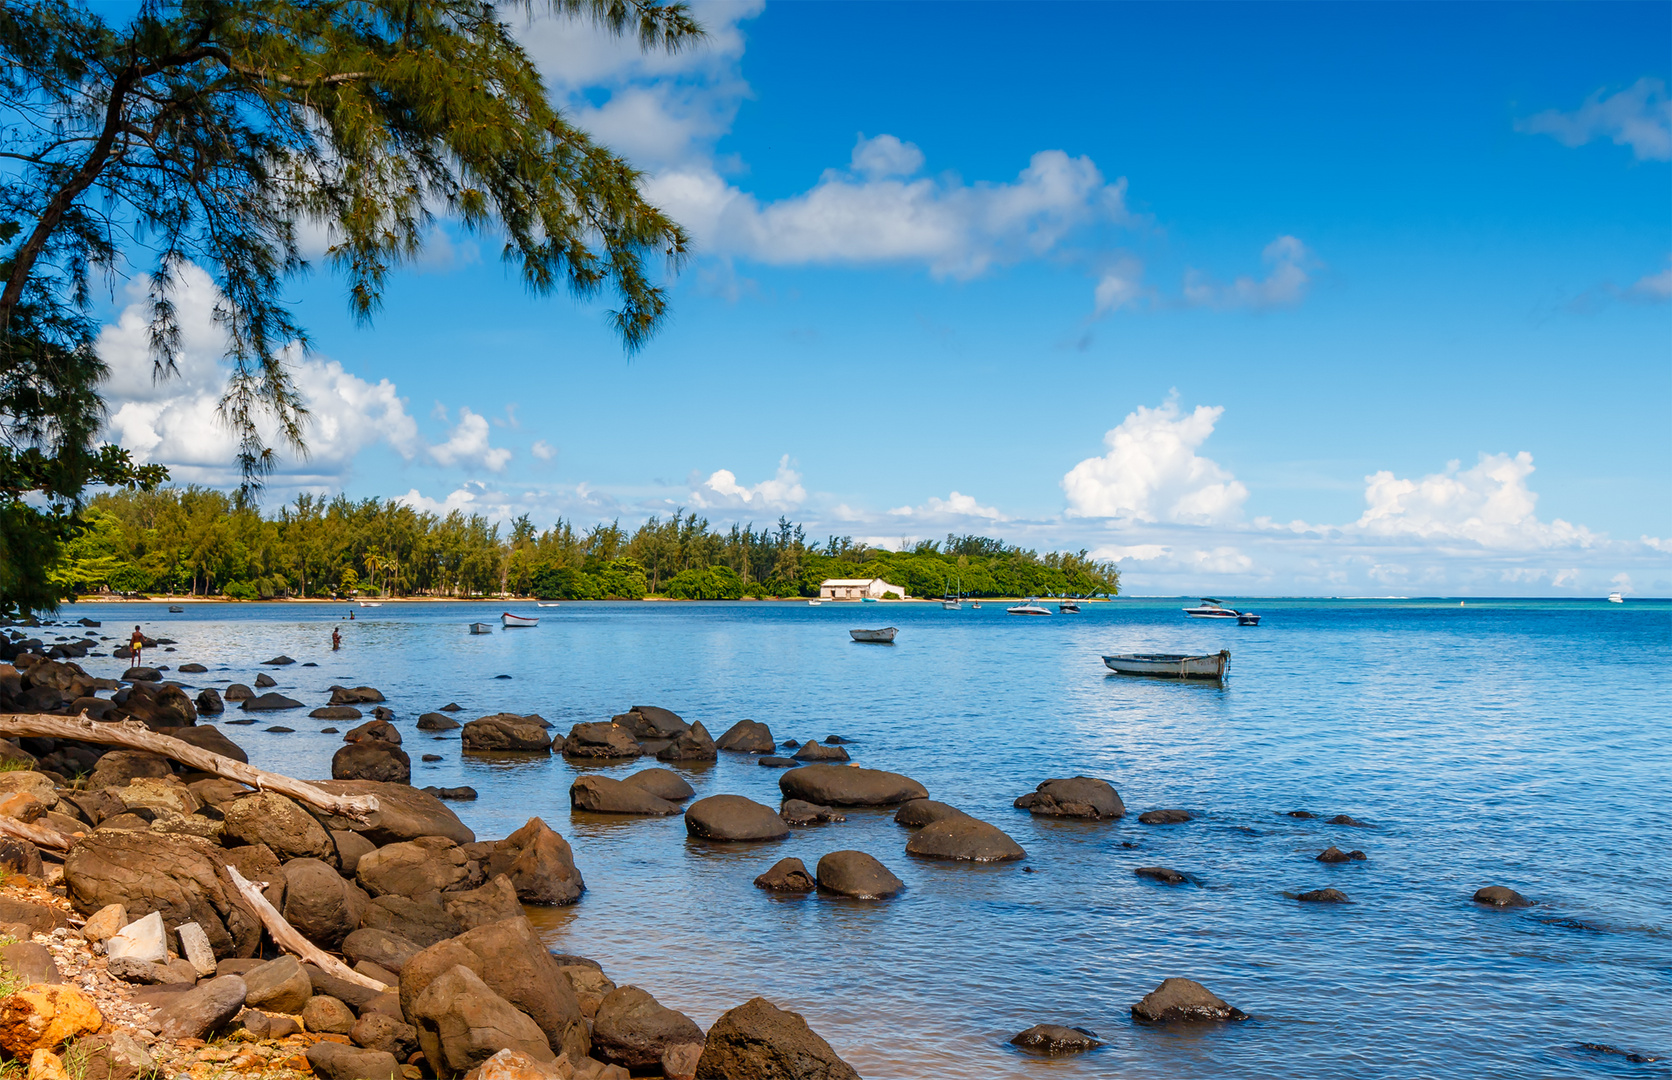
(0, 0), (699, 613)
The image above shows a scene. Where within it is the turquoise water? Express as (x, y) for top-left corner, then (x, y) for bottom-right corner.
(54, 597), (1672, 1077)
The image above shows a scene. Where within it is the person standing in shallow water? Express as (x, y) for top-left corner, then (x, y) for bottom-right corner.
(128, 625), (145, 666)
(331, 627), (342, 651)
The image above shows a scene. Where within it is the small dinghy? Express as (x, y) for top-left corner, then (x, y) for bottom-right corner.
(468, 622), (493, 635)
(501, 612), (539, 627)
(1103, 650), (1230, 680)
(536, 601), (561, 608)
(850, 627), (898, 644)
(358, 600), (382, 608)
(167, 605), (184, 613)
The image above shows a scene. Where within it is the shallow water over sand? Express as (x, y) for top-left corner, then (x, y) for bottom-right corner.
(58, 597), (1672, 1078)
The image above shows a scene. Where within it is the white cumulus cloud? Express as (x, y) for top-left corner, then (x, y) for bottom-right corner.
(643, 138), (1132, 279)
(1517, 77), (1672, 161)
(1062, 399), (1248, 523)
(691, 454), (806, 511)
(1353, 452), (1596, 549)
(428, 407), (512, 472)
(530, 440), (557, 461)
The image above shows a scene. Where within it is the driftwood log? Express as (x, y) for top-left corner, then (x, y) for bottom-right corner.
(226, 864), (387, 991)
(0, 713), (379, 823)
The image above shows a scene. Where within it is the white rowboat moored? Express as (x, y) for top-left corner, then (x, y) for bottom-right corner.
(468, 622), (493, 635)
(501, 612), (539, 627)
(1103, 650), (1230, 680)
(850, 627), (898, 643)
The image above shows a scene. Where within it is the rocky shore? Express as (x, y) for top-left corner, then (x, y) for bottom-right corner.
(0, 620), (1545, 1076)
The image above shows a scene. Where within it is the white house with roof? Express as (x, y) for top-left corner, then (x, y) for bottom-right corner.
(819, 577), (907, 600)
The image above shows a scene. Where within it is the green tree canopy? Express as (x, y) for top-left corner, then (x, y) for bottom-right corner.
(0, 0), (700, 613)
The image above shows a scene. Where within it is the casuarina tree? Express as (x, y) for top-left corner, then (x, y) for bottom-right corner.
(0, 0), (698, 613)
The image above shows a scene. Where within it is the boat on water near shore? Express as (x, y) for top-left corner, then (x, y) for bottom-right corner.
(536, 601), (561, 608)
(1058, 599), (1081, 613)
(850, 627), (898, 643)
(1184, 598), (1260, 625)
(1008, 599), (1051, 616)
(1104, 650), (1230, 680)
(501, 612), (539, 627)
(468, 622), (493, 635)
(1608, 592), (1624, 603)
(358, 600), (382, 608)
(808, 599), (821, 606)
(167, 605), (184, 613)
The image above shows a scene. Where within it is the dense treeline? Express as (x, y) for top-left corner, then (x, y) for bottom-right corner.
(49, 487), (1119, 601)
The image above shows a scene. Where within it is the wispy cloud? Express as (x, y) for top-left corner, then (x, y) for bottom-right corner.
(690, 454), (806, 511)
(1517, 77), (1672, 161)
(1182, 236), (1316, 310)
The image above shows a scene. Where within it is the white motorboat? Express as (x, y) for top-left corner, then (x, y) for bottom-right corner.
(536, 601), (561, 608)
(1184, 598), (1260, 624)
(1058, 599), (1081, 613)
(1008, 599), (1051, 616)
(468, 622), (493, 635)
(358, 600), (382, 608)
(808, 600), (822, 606)
(850, 627), (898, 643)
(1103, 650), (1230, 680)
(942, 598), (962, 610)
(1608, 592), (1624, 604)
(501, 612), (539, 627)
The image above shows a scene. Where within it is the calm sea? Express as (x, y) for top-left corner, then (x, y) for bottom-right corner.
(54, 597), (1672, 1078)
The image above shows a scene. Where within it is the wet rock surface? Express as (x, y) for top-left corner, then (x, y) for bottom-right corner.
(1014, 777), (1125, 819)
(1139, 809), (1193, 825)
(1010, 1024), (1103, 1055)
(685, 795), (790, 842)
(779, 765), (927, 807)
(904, 816), (1025, 862)
(1130, 978), (1247, 1023)
(753, 858), (816, 892)
(695, 997), (859, 1080)
(815, 851), (903, 899)
(1474, 886), (1530, 907)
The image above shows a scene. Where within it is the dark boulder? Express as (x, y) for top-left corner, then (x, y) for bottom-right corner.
(685, 795), (789, 842)
(311, 780), (475, 845)
(615, 706), (689, 740)
(779, 764), (926, 807)
(345, 718), (401, 745)
(350, 1012), (419, 1058)
(894, 800), (966, 828)
(357, 836), (472, 901)
(311, 706), (362, 721)
(240, 692), (304, 711)
(620, 769), (694, 802)
(122, 667), (162, 682)
(362, 895), (460, 948)
(1130, 978), (1247, 1023)
(1474, 886), (1530, 907)
(331, 741), (411, 784)
(1010, 1024), (1102, 1055)
(440, 703), (462, 711)
(815, 851), (902, 899)
(64, 830), (259, 958)
(261, 656), (295, 666)
(656, 720), (717, 763)
(1328, 814), (1370, 827)
(282, 858), (369, 949)
(563, 722), (642, 759)
(305, 1042), (399, 1080)
(591, 986), (704, 1073)
(410, 964), (556, 1076)
(483, 817), (585, 905)
(87, 751), (172, 789)
(714, 720), (774, 754)
(113, 681), (198, 729)
(571, 776), (680, 815)
(331, 830), (376, 876)
(905, 816), (1025, 862)
(1285, 810), (1317, 819)
(150, 974), (248, 1040)
(156, 725), (248, 763)
(443, 874), (522, 931)
(753, 858), (815, 893)
(1014, 777), (1124, 820)
(416, 712), (460, 731)
(223, 683), (253, 702)
(242, 954), (314, 1014)
(329, 685), (385, 705)
(1134, 867), (1188, 884)
(1296, 887), (1351, 904)
(1316, 846), (1367, 863)
(757, 756), (797, 768)
(422, 786), (477, 801)
(342, 928), (423, 975)
(695, 997), (859, 1080)
(177, 663), (207, 674)
(253, 673), (276, 689)
(778, 800), (844, 826)
(462, 714), (554, 753)
(221, 791), (333, 861)
(791, 740), (849, 763)
(1138, 809), (1192, 825)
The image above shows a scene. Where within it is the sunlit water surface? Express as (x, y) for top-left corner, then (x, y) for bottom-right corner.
(55, 597), (1672, 1078)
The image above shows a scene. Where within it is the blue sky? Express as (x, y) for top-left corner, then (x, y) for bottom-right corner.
(96, 1), (1671, 595)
